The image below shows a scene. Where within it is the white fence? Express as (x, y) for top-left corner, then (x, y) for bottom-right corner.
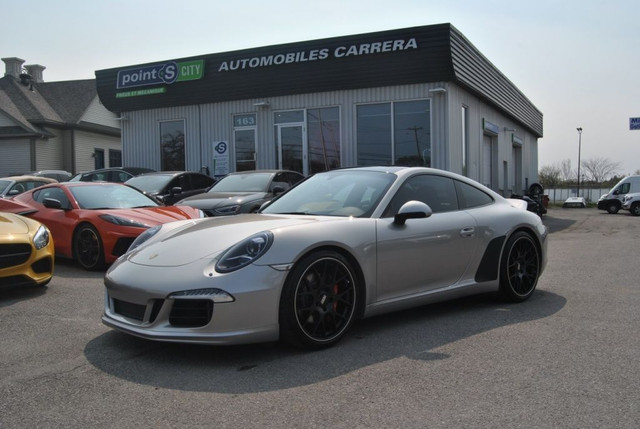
(545, 187), (611, 203)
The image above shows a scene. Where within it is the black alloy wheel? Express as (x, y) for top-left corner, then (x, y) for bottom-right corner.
(499, 231), (540, 302)
(73, 224), (105, 270)
(280, 251), (358, 349)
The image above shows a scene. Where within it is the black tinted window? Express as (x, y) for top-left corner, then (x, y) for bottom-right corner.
(385, 174), (458, 216)
(457, 181), (494, 209)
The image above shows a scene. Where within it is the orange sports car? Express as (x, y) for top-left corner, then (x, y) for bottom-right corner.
(0, 182), (203, 270)
(0, 212), (54, 287)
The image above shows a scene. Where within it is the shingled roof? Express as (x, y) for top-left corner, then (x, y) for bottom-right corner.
(0, 72), (97, 137)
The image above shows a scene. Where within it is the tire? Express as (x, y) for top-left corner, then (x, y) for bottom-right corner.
(631, 202), (640, 216)
(499, 231), (540, 302)
(73, 224), (105, 270)
(279, 250), (359, 349)
(606, 202), (620, 214)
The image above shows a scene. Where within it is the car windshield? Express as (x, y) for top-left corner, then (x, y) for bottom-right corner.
(0, 180), (10, 193)
(125, 175), (172, 193)
(209, 173), (272, 193)
(262, 170), (395, 217)
(69, 184), (159, 209)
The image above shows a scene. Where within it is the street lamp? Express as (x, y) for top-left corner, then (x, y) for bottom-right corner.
(576, 127), (582, 197)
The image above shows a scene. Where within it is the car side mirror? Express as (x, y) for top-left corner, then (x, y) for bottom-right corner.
(393, 201), (432, 226)
(613, 189), (619, 195)
(272, 186), (286, 195)
(8, 189), (20, 196)
(170, 186), (182, 195)
(42, 198), (65, 210)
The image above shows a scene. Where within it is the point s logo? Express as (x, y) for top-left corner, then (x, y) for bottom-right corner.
(117, 62), (178, 89)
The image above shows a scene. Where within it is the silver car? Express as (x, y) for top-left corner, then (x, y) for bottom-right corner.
(103, 167), (547, 349)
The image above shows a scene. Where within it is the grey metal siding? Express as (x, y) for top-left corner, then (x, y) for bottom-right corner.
(449, 28), (543, 137)
(0, 139), (31, 176)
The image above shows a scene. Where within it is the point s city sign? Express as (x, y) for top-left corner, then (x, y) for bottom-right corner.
(116, 59), (204, 90)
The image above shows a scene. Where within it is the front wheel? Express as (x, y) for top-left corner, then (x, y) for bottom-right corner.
(499, 232), (540, 302)
(73, 224), (105, 270)
(279, 251), (359, 349)
(606, 202), (620, 214)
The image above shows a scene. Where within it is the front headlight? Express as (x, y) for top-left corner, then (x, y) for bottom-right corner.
(127, 224), (162, 253)
(214, 204), (241, 215)
(33, 225), (50, 250)
(215, 231), (273, 273)
(99, 214), (148, 228)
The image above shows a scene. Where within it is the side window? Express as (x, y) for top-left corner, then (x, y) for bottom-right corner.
(384, 175), (458, 217)
(34, 187), (71, 208)
(285, 172), (304, 187)
(270, 173), (289, 192)
(457, 180), (494, 209)
(191, 174), (214, 189)
(620, 183), (630, 194)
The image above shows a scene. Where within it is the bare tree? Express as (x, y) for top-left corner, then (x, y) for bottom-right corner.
(538, 164), (562, 189)
(581, 157), (622, 184)
(560, 159), (574, 182)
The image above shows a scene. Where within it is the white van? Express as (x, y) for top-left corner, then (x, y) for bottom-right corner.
(597, 175), (640, 214)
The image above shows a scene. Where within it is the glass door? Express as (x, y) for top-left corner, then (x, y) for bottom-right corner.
(234, 129), (256, 171)
(276, 124), (306, 175)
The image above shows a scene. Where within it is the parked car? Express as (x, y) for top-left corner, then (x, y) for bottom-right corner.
(0, 212), (54, 288)
(27, 170), (73, 182)
(70, 167), (155, 183)
(0, 182), (203, 270)
(563, 197), (586, 208)
(621, 192), (640, 216)
(597, 175), (640, 214)
(102, 166), (547, 349)
(177, 170), (305, 216)
(125, 171), (216, 205)
(0, 176), (57, 198)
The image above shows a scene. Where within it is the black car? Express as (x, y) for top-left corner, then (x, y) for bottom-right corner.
(70, 167), (155, 183)
(125, 171), (216, 205)
(176, 170), (304, 216)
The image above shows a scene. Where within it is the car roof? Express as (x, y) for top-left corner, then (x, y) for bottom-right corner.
(1, 175), (58, 183)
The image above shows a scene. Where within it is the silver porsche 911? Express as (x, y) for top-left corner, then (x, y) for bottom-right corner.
(103, 166), (547, 349)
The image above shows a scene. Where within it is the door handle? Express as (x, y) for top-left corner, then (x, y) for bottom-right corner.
(460, 227), (475, 238)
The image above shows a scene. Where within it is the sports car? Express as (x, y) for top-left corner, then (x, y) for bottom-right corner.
(103, 167), (548, 349)
(0, 212), (54, 288)
(0, 182), (203, 270)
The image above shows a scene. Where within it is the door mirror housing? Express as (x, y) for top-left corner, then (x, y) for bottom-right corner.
(393, 201), (432, 226)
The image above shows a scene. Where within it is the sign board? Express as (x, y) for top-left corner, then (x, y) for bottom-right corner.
(630, 117), (640, 130)
(212, 141), (229, 177)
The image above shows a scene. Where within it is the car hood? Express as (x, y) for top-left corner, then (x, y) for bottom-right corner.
(98, 206), (200, 226)
(0, 212), (30, 235)
(178, 192), (268, 208)
(127, 214), (318, 267)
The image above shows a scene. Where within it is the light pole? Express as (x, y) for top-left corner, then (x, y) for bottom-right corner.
(576, 127), (582, 197)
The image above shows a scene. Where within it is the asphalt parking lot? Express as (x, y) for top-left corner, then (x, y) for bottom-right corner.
(1, 207), (639, 428)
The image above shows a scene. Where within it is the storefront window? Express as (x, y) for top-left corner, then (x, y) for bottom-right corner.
(357, 100), (431, 167)
(357, 103), (391, 166)
(394, 100), (431, 166)
(307, 107), (340, 174)
(160, 120), (185, 171)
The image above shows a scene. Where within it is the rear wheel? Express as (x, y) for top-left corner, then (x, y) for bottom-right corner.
(73, 224), (105, 270)
(499, 231), (540, 302)
(631, 202), (640, 216)
(280, 251), (358, 349)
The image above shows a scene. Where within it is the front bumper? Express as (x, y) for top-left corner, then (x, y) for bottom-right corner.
(102, 258), (288, 345)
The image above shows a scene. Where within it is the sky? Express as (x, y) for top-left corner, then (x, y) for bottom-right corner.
(2, 0), (639, 177)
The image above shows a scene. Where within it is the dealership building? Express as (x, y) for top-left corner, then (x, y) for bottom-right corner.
(95, 23), (542, 195)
